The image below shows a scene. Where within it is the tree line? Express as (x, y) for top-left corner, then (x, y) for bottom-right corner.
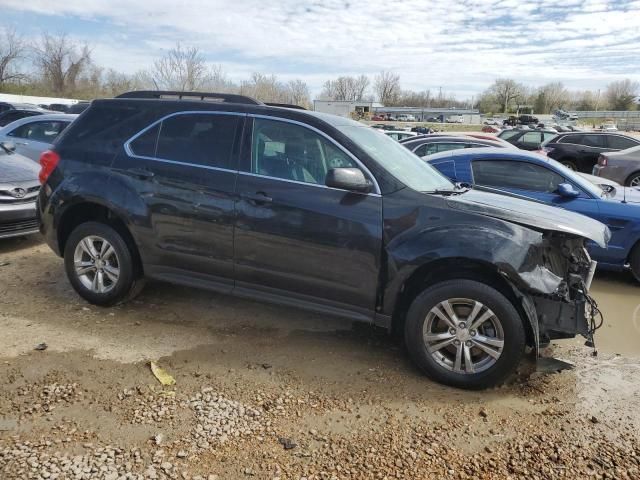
(1, 27), (638, 114)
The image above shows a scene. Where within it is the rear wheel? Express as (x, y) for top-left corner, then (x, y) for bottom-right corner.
(404, 279), (526, 389)
(560, 159), (577, 171)
(64, 222), (142, 306)
(625, 172), (640, 188)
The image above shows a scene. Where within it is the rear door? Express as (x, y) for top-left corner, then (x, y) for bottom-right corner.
(234, 115), (383, 318)
(576, 134), (608, 171)
(118, 111), (243, 288)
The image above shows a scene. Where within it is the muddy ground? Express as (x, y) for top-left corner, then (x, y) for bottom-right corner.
(1, 236), (640, 479)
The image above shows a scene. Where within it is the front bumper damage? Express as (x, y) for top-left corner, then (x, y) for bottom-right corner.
(503, 234), (602, 355)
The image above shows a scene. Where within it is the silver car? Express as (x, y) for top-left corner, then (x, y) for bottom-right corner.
(0, 142), (40, 239)
(593, 145), (640, 187)
(0, 113), (77, 162)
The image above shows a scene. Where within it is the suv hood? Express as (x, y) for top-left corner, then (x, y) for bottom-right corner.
(446, 189), (610, 248)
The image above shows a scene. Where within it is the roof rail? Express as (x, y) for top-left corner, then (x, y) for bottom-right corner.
(264, 102), (307, 110)
(116, 90), (263, 105)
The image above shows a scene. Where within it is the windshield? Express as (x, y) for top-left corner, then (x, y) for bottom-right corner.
(337, 125), (454, 192)
(547, 158), (603, 197)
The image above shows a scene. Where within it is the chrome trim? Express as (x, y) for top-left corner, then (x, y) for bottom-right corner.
(123, 110), (247, 158)
(238, 171), (381, 197)
(248, 114), (381, 195)
(122, 110), (382, 195)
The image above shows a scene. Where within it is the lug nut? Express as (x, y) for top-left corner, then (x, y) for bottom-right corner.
(449, 328), (456, 335)
(470, 330), (476, 336)
(454, 340), (461, 346)
(459, 322), (466, 328)
(466, 341), (473, 347)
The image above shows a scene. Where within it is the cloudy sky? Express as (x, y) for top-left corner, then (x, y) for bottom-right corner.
(2, 0), (640, 98)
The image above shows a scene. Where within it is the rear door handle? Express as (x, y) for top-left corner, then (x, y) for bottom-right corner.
(242, 191), (272, 204)
(126, 168), (155, 180)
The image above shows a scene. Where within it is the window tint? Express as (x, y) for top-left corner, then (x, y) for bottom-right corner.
(472, 160), (565, 193)
(607, 135), (639, 150)
(559, 134), (582, 144)
(520, 132), (542, 144)
(581, 135), (606, 148)
(155, 114), (240, 169)
(129, 124), (160, 157)
(542, 132), (557, 142)
(251, 118), (357, 185)
(437, 143), (467, 153)
(413, 143), (428, 157)
(499, 130), (520, 140)
(9, 121), (69, 143)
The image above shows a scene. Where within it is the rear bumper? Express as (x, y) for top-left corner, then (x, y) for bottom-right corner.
(0, 201), (39, 239)
(592, 165), (627, 185)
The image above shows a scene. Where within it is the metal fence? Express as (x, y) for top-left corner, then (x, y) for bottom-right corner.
(570, 110), (640, 119)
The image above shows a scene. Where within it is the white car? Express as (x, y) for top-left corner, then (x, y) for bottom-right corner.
(396, 114), (416, 122)
(0, 113), (78, 162)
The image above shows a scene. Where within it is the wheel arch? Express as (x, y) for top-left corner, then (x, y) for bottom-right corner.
(390, 257), (536, 348)
(625, 170), (640, 187)
(57, 201), (142, 274)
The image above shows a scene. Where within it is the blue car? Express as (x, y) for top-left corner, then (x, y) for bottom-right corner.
(426, 147), (640, 281)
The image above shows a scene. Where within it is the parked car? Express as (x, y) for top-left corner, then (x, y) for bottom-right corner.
(426, 147), (640, 280)
(446, 115), (464, 123)
(67, 101), (91, 114)
(0, 108), (49, 127)
(0, 114), (77, 161)
(384, 130), (418, 141)
(38, 90), (608, 389)
(481, 125), (501, 133)
(0, 102), (47, 114)
(593, 145), (640, 187)
(396, 114), (416, 122)
(0, 142), (40, 239)
(503, 115), (539, 127)
(483, 118), (501, 126)
(497, 128), (558, 150)
(543, 132), (640, 172)
(400, 135), (508, 157)
(371, 114), (386, 121)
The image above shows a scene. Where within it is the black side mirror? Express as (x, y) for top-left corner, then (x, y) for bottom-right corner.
(325, 168), (372, 193)
(0, 141), (16, 153)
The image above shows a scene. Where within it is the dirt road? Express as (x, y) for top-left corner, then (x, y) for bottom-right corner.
(1, 236), (640, 479)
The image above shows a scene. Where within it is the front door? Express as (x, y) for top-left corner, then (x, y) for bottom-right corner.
(115, 111), (243, 287)
(234, 116), (383, 318)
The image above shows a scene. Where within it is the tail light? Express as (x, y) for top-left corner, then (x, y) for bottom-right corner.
(598, 155), (608, 167)
(39, 150), (60, 184)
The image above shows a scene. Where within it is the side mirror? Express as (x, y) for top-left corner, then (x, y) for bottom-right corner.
(556, 182), (581, 198)
(325, 168), (372, 193)
(0, 141), (16, 153)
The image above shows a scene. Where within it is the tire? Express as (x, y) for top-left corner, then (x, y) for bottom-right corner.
(625, 172), (640, 188)
(404, 279), (526, 390)
(629, 243), (640, 283)
(64, 221), (142, 306)
(560, 159), (577, 171)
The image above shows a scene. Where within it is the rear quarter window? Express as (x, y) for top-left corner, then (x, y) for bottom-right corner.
(607, 135), (639, 150)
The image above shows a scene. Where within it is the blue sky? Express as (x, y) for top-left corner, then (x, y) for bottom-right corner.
(2, 0), (640, 98)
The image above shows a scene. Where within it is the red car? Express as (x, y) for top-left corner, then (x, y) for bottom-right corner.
(481, 125), (501, 133)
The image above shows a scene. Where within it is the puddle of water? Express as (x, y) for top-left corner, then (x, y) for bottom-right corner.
(587, 272), (640, 357)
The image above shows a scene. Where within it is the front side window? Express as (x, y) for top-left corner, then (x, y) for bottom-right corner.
(155, 113), (240, 169)
(9, 121), (69, 143)
(472, 160), (565, 193)
(251, 118), (357, 185)
(559, 134), (582, 144)
(498, 130), (520, 140)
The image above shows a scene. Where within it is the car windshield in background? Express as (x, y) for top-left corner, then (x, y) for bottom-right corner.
(337, 125), (454, 192)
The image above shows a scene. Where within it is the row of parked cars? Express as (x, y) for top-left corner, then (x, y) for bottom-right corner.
(0, 91), (625, 391)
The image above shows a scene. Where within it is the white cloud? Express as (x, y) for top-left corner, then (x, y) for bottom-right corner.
(3, 0), (640, 97)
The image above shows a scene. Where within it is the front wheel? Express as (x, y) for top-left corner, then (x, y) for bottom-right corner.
(625, 172), (640, 188)
(64, 222), (142, 306)
(560, 159), (577, 171)
(404, 279), (526, 389)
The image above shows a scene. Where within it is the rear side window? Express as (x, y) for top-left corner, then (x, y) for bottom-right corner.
(129, 124), (160, 157)
(581, 135), (606, 148)
(558, 134), (582, 144)
(9, 120), (69, 143)
(155, 113), (240, 169)
(499, 130), (520, 140)
(520, 132), (542, 144)
(472, 160), (564, 192)
(607, 135), (639, 150)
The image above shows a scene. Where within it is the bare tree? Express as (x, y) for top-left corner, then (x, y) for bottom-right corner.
(319, 75), (370, 101)
(534, 82), (570, 113)
(374, 71), (400, 105)
(286, 79), (311, 108)
(33, 33), (92, 95)
(488, 78), (525, 113)
(0, 28), (26, 85)
(151, 43), (210, 91)
(605, 79), (639, 110)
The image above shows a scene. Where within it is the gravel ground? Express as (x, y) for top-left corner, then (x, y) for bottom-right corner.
(1, 236), (640, 479)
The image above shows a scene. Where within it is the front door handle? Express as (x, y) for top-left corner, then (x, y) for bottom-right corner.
(126, 168), (155, 180)
(242, 191), (272, 204)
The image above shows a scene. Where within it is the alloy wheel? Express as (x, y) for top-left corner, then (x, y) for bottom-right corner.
(423, 298), (505, 374)
(629, 175), (640, 188)
(73, 235), (120, 294)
